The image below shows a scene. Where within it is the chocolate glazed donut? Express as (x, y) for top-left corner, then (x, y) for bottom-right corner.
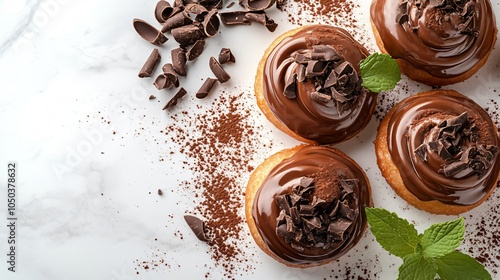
(246, 145), (372, 267)
(371, 0), (497, 85)
(376, 90), (500, 214)
(257, 25), (378, 144)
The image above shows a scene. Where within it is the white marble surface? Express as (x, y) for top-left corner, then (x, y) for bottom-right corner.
(1, 0), (500, 279)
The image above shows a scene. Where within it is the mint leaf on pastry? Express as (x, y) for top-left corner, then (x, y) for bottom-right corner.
(360, 53), (400, 93)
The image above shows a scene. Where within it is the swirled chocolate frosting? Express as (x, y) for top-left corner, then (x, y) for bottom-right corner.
(262, 25), (377, 144)
(387, 91), (500, 205)
(252, 146), (371, 265)
(371, 0), (496, 78)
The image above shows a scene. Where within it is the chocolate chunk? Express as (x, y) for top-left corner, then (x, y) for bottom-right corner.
(171, 24), (205, 45)
(296, 64), (306, 82)
(300, 177), (314, 187)
(276, 0), (286, 10)
(133, 19), (168, 46)
(310, 91), (331, 103)
(339, 201), (357, 220)
(264, 16), (278, 32)
(209, 57), (231, 83)
(200, 0), (223, 9)
(226, 1), (235, 8)
(184, 3), (208, 15)
(202, 9), (220, 37)
(155, 0), (174, 23)
(173, 0), (184, 8)
(323, 70), (338, 88)
(171, 47), (187, 76)
(290, 207), (301, 224)
(414, 143), (428, 161)
(312, 45), (340, 61)
(283, 73), (297, 99)
(334, 61), (354, 76)
(183, 215), (209, 242)
(330, 87), (349, 103)
(149, 95), (156, 100)
(154, 64), (180, 90)
(305, 61), (327, 78)
(163, 87), (187, 109)
(276, 209), (286, 225)
(442, 161), (468, 177)
(195, 77), (218, 98)
(244, 12), (267, 25)
(186, 39), (206, 61)
(138, 48), (161, 78)
(157, 189), (163, 195)
(240, 0), (275, 10)
(327, 218), (351, 241)
(161, 11), (193, 33)
(219, 11), (251, 25)
(218, 48), (235, 64)
(276, 195), (291, 215)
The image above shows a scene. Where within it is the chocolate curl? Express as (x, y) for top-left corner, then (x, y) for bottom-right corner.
(244, 11), (278, 31)
(219, 11), (251, 25)
(240, 0), (275, 10)
(171, 47), (187, 76)
(173, 0), (184, 8)
(155, 1), (174, 23)
(161, 11), (193, 33)
(209, 57), (230, 83)
(133, 19), (168, 46)
(163, 87), (188, 109)
(183, 215), (209, 242)
(138, 48), (161, 78)
(195, 78), (218, 99)
(200, 0), (223, 9)
(186, 39), (206, 61)
(171, 24), (205, 45)
(184, 3), (208, 15)
(202, 9), (220, 37)
(154, 63), (180, 89)
(218, 48), (235, 64)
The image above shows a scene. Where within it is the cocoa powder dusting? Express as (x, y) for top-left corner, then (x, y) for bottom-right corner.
(165, 93), (266, 277)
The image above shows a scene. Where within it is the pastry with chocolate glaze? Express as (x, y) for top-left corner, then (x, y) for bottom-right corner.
(370, 0), (497, 86)
(375, 90), (500, 215)
(245, 145), (372, 267)
(255, 25), (378, 144)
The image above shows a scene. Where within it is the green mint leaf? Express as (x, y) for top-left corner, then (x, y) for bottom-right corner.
(398, 253), (438, 280)
(436, 251), (491, 280)
(365, 208), (419, 258)
(360, 53), (401, 93)
(420, 217), (464, 258)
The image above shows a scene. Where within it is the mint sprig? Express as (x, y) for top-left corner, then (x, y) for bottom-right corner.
(365, 208), (491, 280)
(360, 53), (400, 93)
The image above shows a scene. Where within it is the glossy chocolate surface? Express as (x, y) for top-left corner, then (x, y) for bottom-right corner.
(262, 25), (377, 144)
(371, 0), (496, 78)
(252, 146), (371, 265)
(387, 91), (500, 205)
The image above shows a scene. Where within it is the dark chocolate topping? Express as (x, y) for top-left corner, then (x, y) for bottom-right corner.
(252, 146), (371, 265)
(209, 57), (231, 83)
(274, 177), (359, 252)
(163, 87), (188, 109)
(387, 91), (500, 205)
(196, 77), (218, 99)
(155, 0), (174, 23)
(133, 18), (168, 46)
(138, 48), (161, 78)
(262, 25), (377, 144)
(218, 48), (235, 64)
(371, 0), (496, 78)
(184, 215), (209, 242)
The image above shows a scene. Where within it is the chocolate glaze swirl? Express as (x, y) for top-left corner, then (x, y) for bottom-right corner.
(371, 0), (496, 78)
(252, 146), (371, 265)
(262, 25), (377, 144)
(387, 91), (500, 205)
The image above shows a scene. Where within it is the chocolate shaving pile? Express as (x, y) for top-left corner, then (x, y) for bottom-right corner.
(275, 177), (359, 251)
(396, 0), (479, 36)
(133, 0), (281, 109)
(414, 112), (498, 177)
(284, 44), (365, 114)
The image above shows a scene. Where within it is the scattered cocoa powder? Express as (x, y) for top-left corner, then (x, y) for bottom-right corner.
(165, 93), (267, 277)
